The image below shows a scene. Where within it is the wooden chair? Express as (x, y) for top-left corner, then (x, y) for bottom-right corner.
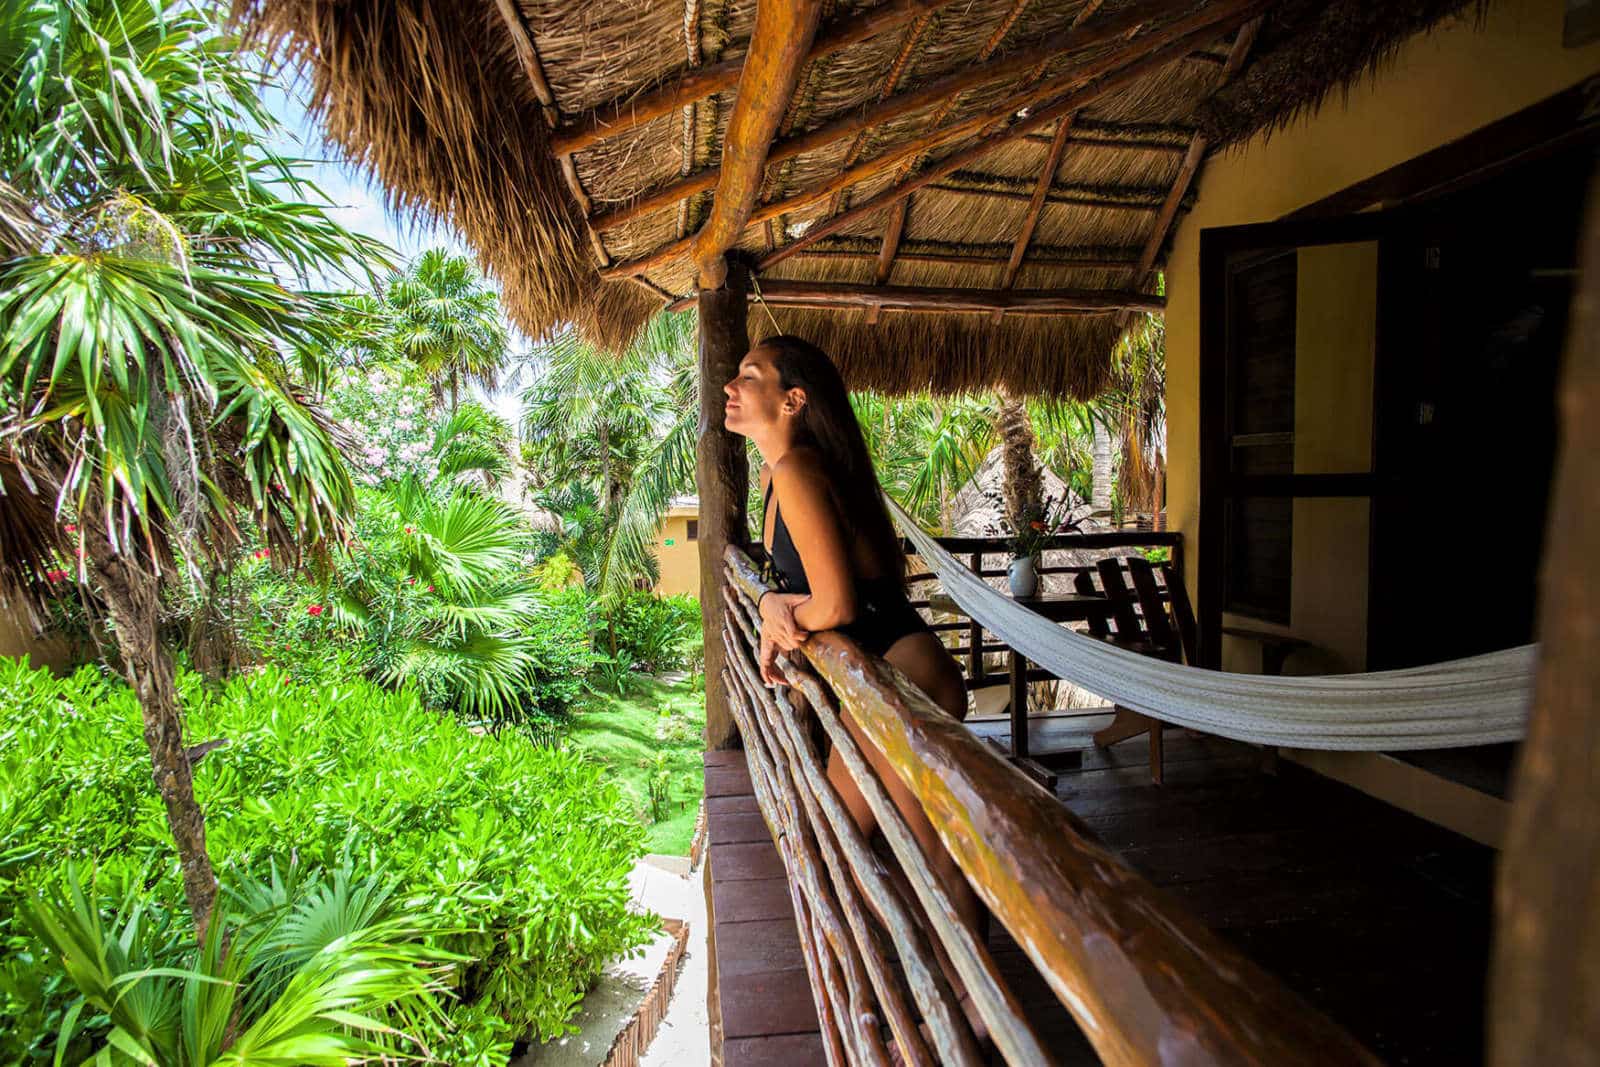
(1090, 556), (1194, 784)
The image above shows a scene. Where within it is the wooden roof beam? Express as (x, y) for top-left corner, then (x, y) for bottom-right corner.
(867, 198), (910, 323)
(692, 0), (824, 289)
(999, 117), (1077, 291)
(752, 0), (1265, 275)
(667, 279), (1164, 315)
(590, 0), (1194, 235)
(602, 0), (1263, 280)
(550, 0), (959, 158)
(1121, 16), (1263, 321)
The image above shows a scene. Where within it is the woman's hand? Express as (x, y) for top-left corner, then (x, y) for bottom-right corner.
(759, 633), (788, 687)
(760, 591), (811, 651)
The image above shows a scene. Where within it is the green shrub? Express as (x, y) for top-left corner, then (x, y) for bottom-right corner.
(600, 592), (700, 675)
(0, 657), (653, 1062)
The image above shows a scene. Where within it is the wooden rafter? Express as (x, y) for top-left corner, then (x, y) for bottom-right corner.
(691, 0), (824, 288)
(602, 0), (1262, 280)
(990, 115), (1077, 323)
(550, 0), (959, 158)
(667, 279), (1164, 315)
(590, 0), (1191, 236)
(1120, 16), (1263, 325)
(1000, 117), (1078, 290)
(751, 0), (1264, 275)
(796, 243), (1144, 270)
(491, 0), (612, 268)
(867, 198), (909, 323)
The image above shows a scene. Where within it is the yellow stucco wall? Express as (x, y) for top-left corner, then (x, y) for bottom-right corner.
(653, 507), (701, 598)
(1166, 0), (1600, 673)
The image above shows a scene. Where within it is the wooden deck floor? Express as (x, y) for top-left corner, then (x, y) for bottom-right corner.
(704, 711), (1496, 1065)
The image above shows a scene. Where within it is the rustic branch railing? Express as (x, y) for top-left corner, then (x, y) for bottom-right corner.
(719, 543), (1378, 1065)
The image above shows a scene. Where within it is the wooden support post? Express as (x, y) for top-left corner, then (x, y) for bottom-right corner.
(699, 261), (751, 749)
(692, 0), (824, 288)
(1489, 192), (1600, 1065)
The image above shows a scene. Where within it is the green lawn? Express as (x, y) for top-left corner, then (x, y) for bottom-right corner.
(566, 674), (706, 854)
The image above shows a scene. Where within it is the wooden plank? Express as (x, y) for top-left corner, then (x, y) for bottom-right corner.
(675, 279), (1163, 313)
(712, 840), (789, 882)
(692, 0), (824, 287)
(868, 197), (908, 323)
(712, 875), (799, 924)
(709, 808), (775, 845)
(705, 763), (754, 797)
(707, 793), (762, 814)
(724, 1033), (830, 1067)
(719, 967), (823, 1039)
(713, 917), (814, 977)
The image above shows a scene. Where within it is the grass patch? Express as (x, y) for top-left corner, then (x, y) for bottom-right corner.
(566, 674), (706, 854)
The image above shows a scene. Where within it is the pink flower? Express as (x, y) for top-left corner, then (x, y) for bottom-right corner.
(307, 604), (324, 617)
(63, 523), (77, 534)
(46, 569), (67, 583)
(426, 584), (435, 593)
(252, 548), (270, 561)
(407, 577), (417, 585)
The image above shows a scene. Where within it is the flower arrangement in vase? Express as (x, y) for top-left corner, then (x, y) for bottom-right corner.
(1002, 493), (1082, 598)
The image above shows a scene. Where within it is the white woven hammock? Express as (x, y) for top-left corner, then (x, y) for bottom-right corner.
(890, 498), (1533, 750)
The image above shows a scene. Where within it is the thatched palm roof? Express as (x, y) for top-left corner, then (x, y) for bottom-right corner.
(242, 0), (1477, 397)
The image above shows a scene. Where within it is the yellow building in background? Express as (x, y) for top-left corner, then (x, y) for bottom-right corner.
(652, 496), (701, 598)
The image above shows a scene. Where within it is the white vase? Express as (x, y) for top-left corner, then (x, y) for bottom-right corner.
(1008, 555), (1039, 598)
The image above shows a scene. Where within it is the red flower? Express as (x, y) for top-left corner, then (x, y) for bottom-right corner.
(426, 584), (435, 593)
(407, 577), (417, 585)
(46, 569), (67, 583)
(1029, 520), (1045, 531)
(63, 524), (77, 534)
(307, 604), (324, 617)
(404, 525), (414, 535)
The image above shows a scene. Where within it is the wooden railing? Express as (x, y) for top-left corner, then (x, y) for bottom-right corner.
(719, 543), (1377, 1066)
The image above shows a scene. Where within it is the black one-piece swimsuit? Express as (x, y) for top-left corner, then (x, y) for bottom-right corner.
(761, 481), (931, 657)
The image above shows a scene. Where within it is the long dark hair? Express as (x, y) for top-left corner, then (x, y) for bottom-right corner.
(759, 335), (906, 581)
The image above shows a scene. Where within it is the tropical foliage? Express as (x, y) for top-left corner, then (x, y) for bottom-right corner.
(383, 249), (509, 411)
(0, 0), (388, 936)
(522, 312), (699, 600)
(0, 657), (654, 1064)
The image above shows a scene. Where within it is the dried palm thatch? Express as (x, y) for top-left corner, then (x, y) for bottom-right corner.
(239, 0), (1486, 397)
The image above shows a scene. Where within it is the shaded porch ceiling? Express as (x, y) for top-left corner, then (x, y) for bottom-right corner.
(242, 0), (1479, 397)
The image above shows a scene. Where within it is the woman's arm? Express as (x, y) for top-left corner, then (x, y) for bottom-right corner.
(770, 450), (857, 633)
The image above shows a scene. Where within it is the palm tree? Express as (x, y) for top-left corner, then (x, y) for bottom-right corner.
(385, 249), (508, 411)
(0, 0), (383, 938)
(521, 312), (699, 599)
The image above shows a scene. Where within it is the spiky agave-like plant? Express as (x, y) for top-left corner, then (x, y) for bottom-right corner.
(0, 0), (386, 938)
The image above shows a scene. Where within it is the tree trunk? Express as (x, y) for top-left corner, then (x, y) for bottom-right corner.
(89, 543), (218, 939)
(450, 368), (460, 412)
(996, 393), (1042, 531)
(1091, 420), (1115, 514)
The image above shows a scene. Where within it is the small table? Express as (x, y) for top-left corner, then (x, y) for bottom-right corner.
(929, 591), (1115, 789)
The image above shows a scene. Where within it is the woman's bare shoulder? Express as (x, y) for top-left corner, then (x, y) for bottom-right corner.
(771, 447), (830, 492)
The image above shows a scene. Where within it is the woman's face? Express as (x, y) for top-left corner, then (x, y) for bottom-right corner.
(723, 346), (797, 438)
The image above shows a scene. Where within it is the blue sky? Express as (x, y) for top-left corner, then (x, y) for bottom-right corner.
(261, 82), (530, 415)
(260, 82), (466, 265)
